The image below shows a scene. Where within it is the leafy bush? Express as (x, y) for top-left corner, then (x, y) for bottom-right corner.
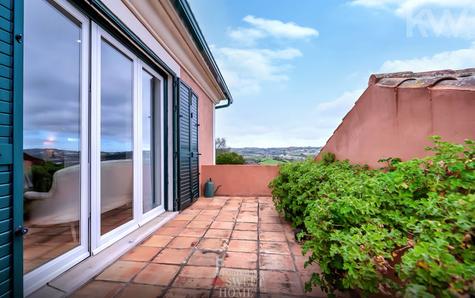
(216, 151), (245, 165)
(270, 137), (475, 297)
(269, 158), (372, 228)
(321, 151), (336, 164)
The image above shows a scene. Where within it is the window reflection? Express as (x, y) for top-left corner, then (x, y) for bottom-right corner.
(23, 0), (82, 273)
(100, 40), (134, 235)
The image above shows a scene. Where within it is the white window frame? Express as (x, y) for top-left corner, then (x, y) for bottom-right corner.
(138, 64), (165, 225)
(91, 23), (139, 254)
(23, 1), (171, 294)
(91, 23), (166, 254)
(23, 0), (90, 295)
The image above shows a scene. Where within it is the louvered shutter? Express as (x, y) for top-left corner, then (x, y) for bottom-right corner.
(190, 92), (199, 200)
(176, 79), (199, 210)
(0, 0), (23, 296)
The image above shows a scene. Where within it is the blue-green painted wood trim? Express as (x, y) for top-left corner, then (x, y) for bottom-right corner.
(0, 198), (8, 211)
(0, 0), (11, 10)
(0, 279), (9, 297)
(0, 90), (11, 102)
(0, 5), (11, 22)
(0, 220), (9, 234)
(0, 232), (8, 246)
(0, 173), (8, 184)
(12, 0), (23, 296)
(0, 43), (12, 57)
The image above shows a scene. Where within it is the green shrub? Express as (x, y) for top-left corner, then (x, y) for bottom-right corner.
(270, 137), (475, 297)
(321, 151), (336, 164)
(270, 158), (372, 229)
(216, 151), (245, 164)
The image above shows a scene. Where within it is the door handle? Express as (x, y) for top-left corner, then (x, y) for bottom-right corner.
(15, 225), (28, 236)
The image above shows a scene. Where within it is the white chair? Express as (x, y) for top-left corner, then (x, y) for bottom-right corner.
(24, 159), (134, 240)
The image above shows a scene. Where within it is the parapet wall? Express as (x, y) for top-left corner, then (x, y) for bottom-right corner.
(200, 165), (280, 196)
(317, 69), (475, 168)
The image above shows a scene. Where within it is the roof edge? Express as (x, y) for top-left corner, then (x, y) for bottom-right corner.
(171, 0), (233, 105)
(369, 68), (475, 90)
(369, 68), (475, 84)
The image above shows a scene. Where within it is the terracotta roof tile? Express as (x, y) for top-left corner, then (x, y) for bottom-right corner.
(369, 68), (475, 90)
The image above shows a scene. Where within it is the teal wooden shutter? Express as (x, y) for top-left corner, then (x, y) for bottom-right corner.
(0, 0), (23, 296)
(176, 79), (199, 210)
(190, 92), (199, 201)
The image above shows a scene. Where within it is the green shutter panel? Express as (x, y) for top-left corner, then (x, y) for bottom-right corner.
(0, 0), (23, 296)
(190, 92), (199, 200)
(177, 80), (192, 210)
(176, 79), (199, 211)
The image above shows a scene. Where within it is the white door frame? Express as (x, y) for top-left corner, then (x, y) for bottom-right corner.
(24, 10), (169, 294)
(90, 23), (166, 254)
(23, 0), (90, 295)
(138, 64), (165, 225)
(90, 23), (138, 254)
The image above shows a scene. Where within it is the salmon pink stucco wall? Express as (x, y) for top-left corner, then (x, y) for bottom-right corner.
(201, 165), (280, 196)
(317, 84), (475, 168)
(180, 71), (215, 167)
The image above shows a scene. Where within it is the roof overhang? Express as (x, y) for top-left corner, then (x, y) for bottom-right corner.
(171, 0), (233, 107)
(122, 0), (232, 106)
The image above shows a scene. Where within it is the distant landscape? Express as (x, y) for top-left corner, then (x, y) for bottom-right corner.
(26, 146), (322, 166)
(229, 147), (321, 164)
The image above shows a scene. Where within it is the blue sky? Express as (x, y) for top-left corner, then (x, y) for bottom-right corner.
(188, 0), (475, 147)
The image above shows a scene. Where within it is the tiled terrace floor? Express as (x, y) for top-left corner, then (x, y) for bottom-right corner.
(25, 205), (132, 273)
(72, 197), (325, 298)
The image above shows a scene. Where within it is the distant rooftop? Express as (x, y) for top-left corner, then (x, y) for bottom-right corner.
(369, 68), (475, 90)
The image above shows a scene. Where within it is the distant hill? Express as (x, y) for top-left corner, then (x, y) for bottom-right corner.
(24, 148), (132, 166)
(229, 146), (321, 164)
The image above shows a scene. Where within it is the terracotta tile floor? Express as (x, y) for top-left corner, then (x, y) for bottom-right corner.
(24, 205), (132, 274)
(72, 197), (328, 297)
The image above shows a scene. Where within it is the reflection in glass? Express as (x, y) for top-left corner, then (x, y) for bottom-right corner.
(142, 71), (160, 213)
(100, 40), (134, 235)
(23, 0), (82, 273)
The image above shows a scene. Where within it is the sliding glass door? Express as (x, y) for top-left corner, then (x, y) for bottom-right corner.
(91, 25), (165, 253)
(99, 40), (134, 235)
(23, 0), (89, 294)
(23, 2), (166, 290)
(141, 67), (164, 221)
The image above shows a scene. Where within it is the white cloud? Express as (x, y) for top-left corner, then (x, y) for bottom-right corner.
(227, 28), (265, 46)
(228, 15), (318, 45)
(380, 42), (475, 72)
(214, 16), (317, 95)
(212, 46), (302, 95)
(243, 15), (319, 39)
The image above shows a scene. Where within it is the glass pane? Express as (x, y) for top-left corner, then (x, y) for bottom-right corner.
(23, 0), (82, 273)
(100, 40), (134, 235)
(142, 71), (160, 213)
